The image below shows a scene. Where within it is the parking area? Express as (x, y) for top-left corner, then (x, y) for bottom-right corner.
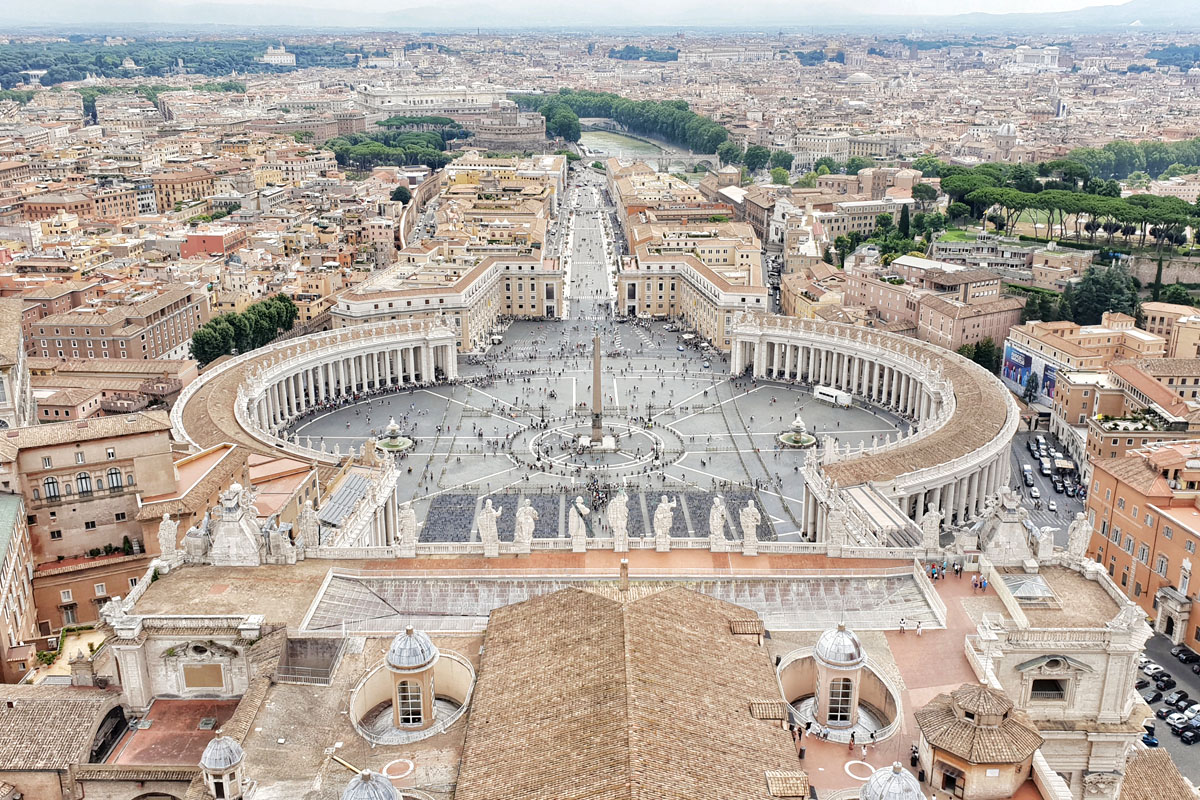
(1007, 429), (1087, 546)
(1141, 633), (1200, 779)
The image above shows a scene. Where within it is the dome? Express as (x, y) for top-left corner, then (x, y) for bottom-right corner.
(951, 683), (1013, 717)
(814, 623), (864, 667)
(341, 769), (399, 800)
(862, 762), (924, 800)
(200, 734), (244, 771)
(386, 625), (439, 671)
(846, 72), (876, 84)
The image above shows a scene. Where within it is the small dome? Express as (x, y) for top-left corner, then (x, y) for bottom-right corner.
(341, 769), (399, 800)
(862, 762), (924, 800)
(814, 623), (864, 667)
(200, 734), (244, 771)
(386, 625), (438, 671)
(846, 72), (875, 84)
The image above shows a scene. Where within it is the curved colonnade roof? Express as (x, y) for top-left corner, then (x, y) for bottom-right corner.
(823, 349), (1014, 487)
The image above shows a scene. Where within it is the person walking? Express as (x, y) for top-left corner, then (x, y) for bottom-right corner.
(849, 731), (856, 751)
(971, 574), (979, 591)
(916, 621), (923, 636)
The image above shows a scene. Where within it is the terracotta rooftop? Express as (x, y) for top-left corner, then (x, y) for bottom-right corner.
(0, 685), (121, 770)
(455, 586), (800, 800)
(914, 684), (1043, 764)
(1120, 748), (1196, 800)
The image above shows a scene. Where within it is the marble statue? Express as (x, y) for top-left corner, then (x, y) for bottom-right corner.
(478, 499), (503, 557)
(920, 509), (943, 550)
(297, 500), (319, 549)
(157, 513), (178, 557)
(740, 501), (761, 555)
(569, 496), (591, 552)
(608, 490), (629, 553)
(653, 495), (677, 551)
(1036, 525), (1058, 560)
(1066, 512), (1090, 557)
(514, 499), (539, 549)
(708, 496), (727, 549)
(396, 502), (418, 558)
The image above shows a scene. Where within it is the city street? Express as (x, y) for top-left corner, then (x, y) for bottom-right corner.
(1006, 429), (1087, 546)
(1142, 634), (1200, 780)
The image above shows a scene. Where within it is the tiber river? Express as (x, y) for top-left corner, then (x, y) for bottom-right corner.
(578, 130), (663, 159)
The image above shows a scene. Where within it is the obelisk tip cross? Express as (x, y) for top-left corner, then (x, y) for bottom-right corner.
(591, 331), (603, 443)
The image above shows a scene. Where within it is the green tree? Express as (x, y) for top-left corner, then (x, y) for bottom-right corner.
(1161, 282), (1195, 306)
(770, 167), (791, 185)
(845, 156), (873, 175)
(1072, 263), (1137, 325)
(911, 182), (938, 209)
(390, 185), (412, 204)
(1152, 255), (1165, 301)
(947, 202), (970, 222)
(190, 326), (227, 366)
(743, 145), (771, 172)
(768, 149), (794, 170)
(898, 205), (911, 238)
(1056, 284), (1076, 322)
(794, 171), (818, 188)
(875, 213), (894, 233)
(1022, 370), (1041, 404)
(955, 342), (976, 362)
(717, 141), (743, 166)
(814, 157), (840, 174)
(973, 338), (1000, 373)
(911, 155), (944, 177)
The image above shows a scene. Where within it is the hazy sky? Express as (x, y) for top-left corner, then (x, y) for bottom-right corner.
(142, 0), (1129, 14)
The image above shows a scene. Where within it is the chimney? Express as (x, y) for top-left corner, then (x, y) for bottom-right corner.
(619, 558), (629, 592)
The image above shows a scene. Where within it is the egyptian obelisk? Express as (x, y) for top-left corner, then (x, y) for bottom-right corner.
(591, 331), (604, 443)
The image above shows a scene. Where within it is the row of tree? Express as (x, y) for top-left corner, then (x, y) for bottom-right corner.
(514, 89), (728, 154)
(190, 295), (299, 367)
(325, 129), (463, 171)
(1007, 263), (1139, 327)
(716, 142), (794, 173)
(607, 46), (679, 62)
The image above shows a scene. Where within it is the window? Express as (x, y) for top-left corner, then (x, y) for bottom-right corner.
(75, 452), (85, 465)
(94, 583), (106, 596)
(84, 521), (96, 530)
(1138, 544), (1150, 563)
(60, 590), (73, 603)
(827, 676), (854, 723)
(1165, 526), (1174, 540)
(76, 472), (91, 494)
(43, 477), (59, 499)
(62, 607), (77, 625)
(42, 457), (52, 469)
(1117, 498), (1126, 510)
(1189, 541), (1197, 554)
(106, 448), (115, 460)
(115, 512), (126, 522)
(50, 530), (62, 540)
(1157, 555), (1170, 577)
(107, 468), (122, 489)
(1031, 678), (1066, 700)
(397, 680), (423, 725)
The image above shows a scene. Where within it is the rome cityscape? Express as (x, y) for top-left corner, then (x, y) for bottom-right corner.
(4, 1), (1200, 799)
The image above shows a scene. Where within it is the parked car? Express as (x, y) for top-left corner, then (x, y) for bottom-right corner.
(1179, 649), (1200, 664)
(1137, 678), (1150, 690)
(1143, 689), (1164, 704)
(1185, 703), (1200, 719)
(1024, 474), (1035, 487)
(1175, 696), (1195, 711)
(1172, 644), (1190, 657)
(1166, 689), (1190, 705)
(1144, 662), (1165, 676)
(1167, 712), (1188, 728)
(1048, 501), (1058, 513)
(1193, 662), (1200, 675)
(1143, 733), (1160, 747)
(1182, 729), (1200, 745)
(1065, 485), (1077, 497)
(1157, 677), (1178, 691)
(1053, 480), (1065, 493)
(1157, 705), (1176, 720)
(1172, 716), (1200, 735)
(1138, 655), (1151, 667)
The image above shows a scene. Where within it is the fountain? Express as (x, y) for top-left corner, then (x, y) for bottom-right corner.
(376, 417), (414, 454)
(778, 414), (817, 448)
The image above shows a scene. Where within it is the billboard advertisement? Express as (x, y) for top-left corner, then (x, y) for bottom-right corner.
(1001, 341), (1059, 405)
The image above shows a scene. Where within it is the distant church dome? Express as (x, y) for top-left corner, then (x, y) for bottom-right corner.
(814, 623), (865, 667)
(386, 625), (439, 671)
(342, 769), (399, 800)
(846, 72), (876, 85)
(200, 735), (244, 771)
(862, 762), (924, 800)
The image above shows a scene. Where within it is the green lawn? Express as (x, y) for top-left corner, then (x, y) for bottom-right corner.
(938, 228), (978, 242)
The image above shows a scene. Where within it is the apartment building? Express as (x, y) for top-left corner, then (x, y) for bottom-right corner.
(150, 169), (215, 211)
(1085, 440), (1200, 649)
(1002, 313), (1166, 406)
(0, 494), (36, 683)
(1142, 301), (1200, 359)
(812, 197), (914, 238)
(0, 299), (35, 430)
(29, 285), (211, 361)
(0, 412), (176, 632)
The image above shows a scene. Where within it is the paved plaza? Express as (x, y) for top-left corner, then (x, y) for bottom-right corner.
(284, 174), (907, 543)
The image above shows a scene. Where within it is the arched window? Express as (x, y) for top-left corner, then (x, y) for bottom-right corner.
(43, 477), (59, 499)
(397, 680), (422, 725)
(76, 472), (92, 494)
(828, 677), (853, 724)
(107, 468), (122, 489)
